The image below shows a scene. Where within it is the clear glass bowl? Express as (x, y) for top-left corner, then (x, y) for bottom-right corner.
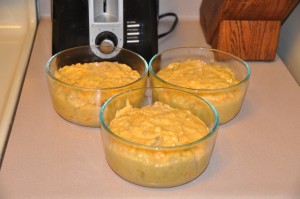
(100, 87), (219, 187)
(149, 47), (250, 124)
(46, 45), (148, 127)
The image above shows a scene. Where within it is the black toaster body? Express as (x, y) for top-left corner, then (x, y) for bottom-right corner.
(52, 0), (158, 61)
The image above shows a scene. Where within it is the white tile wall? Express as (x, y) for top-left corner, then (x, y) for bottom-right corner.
(278, 3), (300, 85)
(37, 0), (50, 17)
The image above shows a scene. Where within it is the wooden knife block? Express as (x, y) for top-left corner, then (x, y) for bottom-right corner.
(200, 0), (299, 60)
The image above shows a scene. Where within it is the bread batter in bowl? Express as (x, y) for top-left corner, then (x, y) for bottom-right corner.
(100, 87), (219, 187)
(153, 59), (246, 124)
(50, 62), (141, 127)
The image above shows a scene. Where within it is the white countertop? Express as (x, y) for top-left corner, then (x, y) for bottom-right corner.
(0, 17), (300, 198)
(0, 0), (37, 164)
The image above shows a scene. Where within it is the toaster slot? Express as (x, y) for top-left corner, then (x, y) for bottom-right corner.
(93, 0), (119, 23)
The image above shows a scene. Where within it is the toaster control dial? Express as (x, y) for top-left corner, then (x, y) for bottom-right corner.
(95, 31), (118, 54)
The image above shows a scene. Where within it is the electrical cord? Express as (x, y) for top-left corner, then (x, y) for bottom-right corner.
(158, 12), (178, 39)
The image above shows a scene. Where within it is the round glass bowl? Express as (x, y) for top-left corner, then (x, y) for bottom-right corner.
(46, 45), (148, 127)
(100, 87), (219, 188)
(149, 47), (250, 124)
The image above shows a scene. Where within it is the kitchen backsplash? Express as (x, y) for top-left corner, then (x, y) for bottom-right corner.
(37, 0), (201, 19)
(278, 3), (300, 85)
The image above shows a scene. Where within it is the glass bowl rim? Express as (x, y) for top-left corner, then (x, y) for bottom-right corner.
(46, 45), (149, 91)
(149, 46), (251, 92)
(100, 87), (219, 150)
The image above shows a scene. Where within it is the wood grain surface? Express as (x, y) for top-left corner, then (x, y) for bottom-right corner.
(200, 0), (299, 60)
(200, 0), (299, 43)
(212, 20), (281, 60)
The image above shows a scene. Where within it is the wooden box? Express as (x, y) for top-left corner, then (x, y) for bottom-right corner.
(200, 0), (299, 60)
